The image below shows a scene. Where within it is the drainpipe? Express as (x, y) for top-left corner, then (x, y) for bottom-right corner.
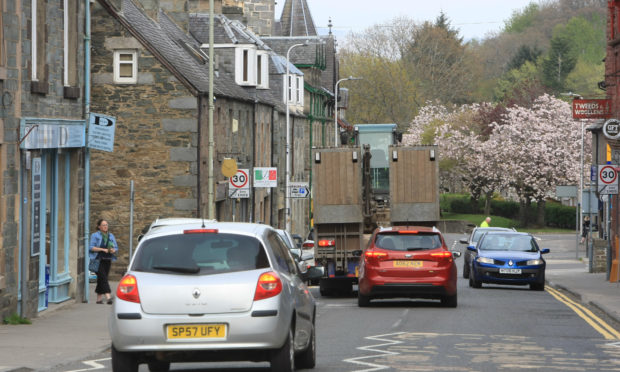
(84, 0), (92, 302)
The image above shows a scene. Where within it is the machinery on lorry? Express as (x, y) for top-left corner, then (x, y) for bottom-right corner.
(311, 124), (440, 295)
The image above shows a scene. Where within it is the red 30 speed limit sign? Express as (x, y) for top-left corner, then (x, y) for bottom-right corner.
(229, 169), (250, 198)
(598, 164), (619, 194)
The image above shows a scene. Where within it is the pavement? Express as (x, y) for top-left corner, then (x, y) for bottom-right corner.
(1, 233), (620, 372)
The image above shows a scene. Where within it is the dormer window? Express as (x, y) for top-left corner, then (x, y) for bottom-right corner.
(283, 73), (304, 107)
(257, 52), (269, 89)
(235, 46), (256, 86)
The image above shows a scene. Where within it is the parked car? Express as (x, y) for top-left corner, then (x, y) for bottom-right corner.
(467, 231), (549, 290)
(357, 226), (461, 307)
(459, 227), (515, 278)
(109, 221), (322, 372)
(276, 229), (312, 274)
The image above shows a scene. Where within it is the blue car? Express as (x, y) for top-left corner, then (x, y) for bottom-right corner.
(467, 231), (550, 291)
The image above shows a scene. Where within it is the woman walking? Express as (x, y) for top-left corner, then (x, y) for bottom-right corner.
(89, 219), (118, 304)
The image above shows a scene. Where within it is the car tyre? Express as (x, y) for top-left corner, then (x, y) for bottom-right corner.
(111, 344), (139, 372)
(295, 317), (316, 369)
(441, 293), (457, 308)
(469, 271), (481, 288)
(358, 292), (371, 307)
(148, 360), (170, 372)
(462, 261), (470, 279)
(271, 327), (294, 372)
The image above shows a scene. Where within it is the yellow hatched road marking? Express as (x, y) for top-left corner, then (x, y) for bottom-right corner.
(546, 285), (620, 340)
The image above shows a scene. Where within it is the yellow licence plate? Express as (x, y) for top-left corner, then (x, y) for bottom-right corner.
(167, 324), (227, 339)
(393, 260), (423, 268)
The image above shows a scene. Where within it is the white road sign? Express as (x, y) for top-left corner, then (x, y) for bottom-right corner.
(598, 164), (619, 195)
(289, 182), (310, 198)
(229, 169), (250, 198)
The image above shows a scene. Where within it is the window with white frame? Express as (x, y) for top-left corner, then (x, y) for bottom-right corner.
(235, 46), (257, 86)
(113, 50), (138, 84)
(296, 76), (303, 105)
(256, 52), (269, 89)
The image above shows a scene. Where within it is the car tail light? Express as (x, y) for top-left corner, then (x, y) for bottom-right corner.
(184, 228), (218, 234)
(302, 242), (314, 249)
(430, 251), (453, 262)
(254, 271), (283, 301)
(364, 250), (388, 264)
(116, 274), (140, 303)
(318, 239), (335, 247)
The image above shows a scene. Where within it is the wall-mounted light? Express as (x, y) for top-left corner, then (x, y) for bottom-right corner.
(352, 151), (358, 162)
(392, 150), (398, 161)
(315, 152), (321, 163)
(430, 149), (435, 161)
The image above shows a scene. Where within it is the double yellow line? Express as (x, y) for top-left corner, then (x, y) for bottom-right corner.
(546, 285), (620, 340)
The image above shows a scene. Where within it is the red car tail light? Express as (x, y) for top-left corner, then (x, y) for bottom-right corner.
(184, 228), (218, 234)
(430, 251), (453, 262)
(302, 242), (314, 249)
(116, 274), (140, 303)
(397, 230), (419, 234)
(318, 239), (335, 247)
(254, 271), (283, 301)
(364, 250), (388, 264)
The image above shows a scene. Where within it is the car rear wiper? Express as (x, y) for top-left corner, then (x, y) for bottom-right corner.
(152, 265), (200, 274)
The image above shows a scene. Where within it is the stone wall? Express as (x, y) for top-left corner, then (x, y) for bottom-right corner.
(592, 238), (608, 273)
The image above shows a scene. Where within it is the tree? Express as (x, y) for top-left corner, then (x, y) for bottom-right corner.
(542, 31), (578, 94)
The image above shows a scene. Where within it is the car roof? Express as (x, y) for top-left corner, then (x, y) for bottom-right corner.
(473, 227), (514, 231)
(376, 225), (441, 234)
(141, 221), (272, 241)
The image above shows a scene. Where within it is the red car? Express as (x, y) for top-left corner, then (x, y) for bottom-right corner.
(358, 226), (460, 307)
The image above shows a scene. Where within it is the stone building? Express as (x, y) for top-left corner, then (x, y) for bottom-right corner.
(0, 0), (88, 319)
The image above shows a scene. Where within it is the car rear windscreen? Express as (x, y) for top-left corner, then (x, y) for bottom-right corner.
(376, 233), (441, 251)
(132, 233), (270, 274)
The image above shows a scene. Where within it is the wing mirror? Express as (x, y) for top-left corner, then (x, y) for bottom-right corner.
(451, 251), (462, 258)
(459, 238), (469, 244)
(301, 266), (324, 281)
(541, 248), (550, 254)
(466, 245), (477, 252)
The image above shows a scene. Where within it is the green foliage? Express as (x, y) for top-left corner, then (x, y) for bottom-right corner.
(560, 16), (606, 65)
(3, 313), (31, 325)
(542, 32), (578, 93)
(440, 194), (576, 229)
(565, 60), (605, 98)
(507, 45), (543, 71)
(504, 3), (540, 33)
(494, 60), (542, 102)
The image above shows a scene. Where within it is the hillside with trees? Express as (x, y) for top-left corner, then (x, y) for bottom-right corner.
(341, 0), (606, 227)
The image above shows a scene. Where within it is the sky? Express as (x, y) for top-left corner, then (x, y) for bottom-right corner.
(274, 0), (538, 41)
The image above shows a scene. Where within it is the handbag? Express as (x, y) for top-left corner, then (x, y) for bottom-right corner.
(89, 257), (101, 273)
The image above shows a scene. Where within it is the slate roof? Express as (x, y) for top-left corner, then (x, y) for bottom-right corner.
(99, 0), (252, 101)
(279, 0), (317, 37)
(260, 36), (324, 67)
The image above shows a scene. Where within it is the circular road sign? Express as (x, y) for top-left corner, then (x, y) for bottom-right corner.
(599, 165), (618, 184)
(230, 169), (249, 188)
(603, 119), (620, 140)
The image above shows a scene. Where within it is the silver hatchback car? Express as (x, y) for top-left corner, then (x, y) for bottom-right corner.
(109, 221), (320, 372)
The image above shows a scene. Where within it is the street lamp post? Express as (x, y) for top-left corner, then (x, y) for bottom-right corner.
(334, 76), (362, 146)
(285, 42), (307, 233)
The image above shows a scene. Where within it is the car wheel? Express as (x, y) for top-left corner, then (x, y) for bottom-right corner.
(358, 292), (371, 307)
(111, 344), (138, 372)
(148, 360), (170, 372)
(469, 271), (481, 288)
(295, 317), (316, 369)
(270, 327), (294, 372)
(462, 261), (470, 279)
(441, 293), (457, 308)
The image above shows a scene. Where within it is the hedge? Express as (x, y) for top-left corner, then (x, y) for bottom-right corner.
(440, 194), (576, 229)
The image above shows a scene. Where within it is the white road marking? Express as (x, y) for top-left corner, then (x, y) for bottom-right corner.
(343, 332), (405, 372)
(391, 309), (409, 329)
(64, 358), (109, 372)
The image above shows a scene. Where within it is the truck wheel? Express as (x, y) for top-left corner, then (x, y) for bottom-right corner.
(295, 318), (316, 369)
(111, 345), (139, 372)
(270, 328), (294, 372)
(358, 292), (371, 307)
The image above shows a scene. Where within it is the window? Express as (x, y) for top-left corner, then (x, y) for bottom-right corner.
(63, 0), (79, 97)
(113, 50), (138, 84)
(256, 52), (269, 89)
(31, 0), (47, 93)
(235, 46), (257, 85)
(296, 76), (303, 105)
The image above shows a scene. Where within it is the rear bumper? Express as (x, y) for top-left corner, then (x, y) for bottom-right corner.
(364, 283), (452, 299)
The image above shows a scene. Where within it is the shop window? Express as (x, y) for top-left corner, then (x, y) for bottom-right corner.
(113, 50), (138, 84)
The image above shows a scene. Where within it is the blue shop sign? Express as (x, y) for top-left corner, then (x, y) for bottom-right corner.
(20, 118), (85, 149)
